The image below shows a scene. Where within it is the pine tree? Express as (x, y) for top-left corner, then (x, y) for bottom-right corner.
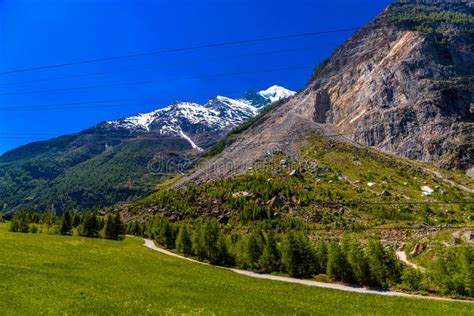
(81, 213), (100, 238)
(201, 220), (220, 263)
(247, 231), (263, 270)
(315, 240), (328, 274)
(216, 233), (233, 266)
(366, 240), (389, 287)
(60, 210), (72, 235)
(72, 212), (81, 227)
(459, 245), (474, 296)
(326, 241), (347, 281)
(104, 216), (116, 240)
(158, 219), (174, 248)
(282, 232), (315, 278)
(340, 236), (354, 283)
(113, 214), (124, 240)
(347, 240), (369, 285)
(176, 224), (193, 255)
(259, 232), (281, 273)
(192, 227), (206, 260)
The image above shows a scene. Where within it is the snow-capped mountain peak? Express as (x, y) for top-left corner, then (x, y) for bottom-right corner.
(105, 85), (295, 151)
(258, 85), (296, 103)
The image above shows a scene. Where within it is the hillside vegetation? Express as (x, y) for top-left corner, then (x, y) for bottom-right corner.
(129, 134), (474, 229)
(0, 136), (197, 213)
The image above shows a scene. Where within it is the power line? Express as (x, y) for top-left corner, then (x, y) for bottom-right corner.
(0, 28), (360, 76)
(0, 51), (469, 90)
(0, 65), (312, 97)
(0, 99), (151, 112)
(0, 46), (322, 87)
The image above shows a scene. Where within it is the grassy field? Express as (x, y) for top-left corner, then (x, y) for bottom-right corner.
(0, 224), (472, 315)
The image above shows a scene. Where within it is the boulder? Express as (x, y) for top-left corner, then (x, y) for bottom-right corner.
(409, 241), (426, 257)
(452, 232), (462, 245)
(421, 186), (434, 197)
(289, 169), (301, 177)
(232, 191), (251, 198)
(464, 231), (473, 242)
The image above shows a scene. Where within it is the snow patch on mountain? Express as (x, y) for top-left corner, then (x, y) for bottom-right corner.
(118, 111), (159, 131)
(178, 130), (203, 151)
(258, 85), (296, 103)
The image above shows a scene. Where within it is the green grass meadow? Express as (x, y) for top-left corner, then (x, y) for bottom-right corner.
(0, 223), (472, 315)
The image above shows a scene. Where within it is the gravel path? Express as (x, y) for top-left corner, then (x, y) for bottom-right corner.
(142, 239), (471, 303)
(396, 251), (426, 272)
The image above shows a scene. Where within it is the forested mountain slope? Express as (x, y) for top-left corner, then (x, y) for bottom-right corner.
(0, 86), (294, 213)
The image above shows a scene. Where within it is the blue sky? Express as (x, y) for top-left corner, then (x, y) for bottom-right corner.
(0, 0), (391, 154)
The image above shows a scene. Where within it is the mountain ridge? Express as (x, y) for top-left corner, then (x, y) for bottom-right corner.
(0, 85), (295, 213)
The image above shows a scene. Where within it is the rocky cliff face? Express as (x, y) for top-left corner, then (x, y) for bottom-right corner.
(303, 1), (474, 169)
(184, 0), (473, 184)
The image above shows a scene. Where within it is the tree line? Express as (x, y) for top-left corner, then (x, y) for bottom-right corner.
(9, 210), (124, 240)
(8, 210), (473, 297)
(126, 217), (405, 289)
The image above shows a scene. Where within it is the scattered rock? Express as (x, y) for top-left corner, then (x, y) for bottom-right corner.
(452, 232), (462, 245)
(318, 168), (329, 174)
(289, 169), (301, 177)
(464, 231), (473, 242)
(367, 182), (376, 187)
(280, 159), (288, 167)
(232, 191), (251, 198)
(467, 167), (474, 180)
(308, 162), (318, 168)
(353, 180), (362, 185)
(421, 186), (434, 196)
(218, 214), (229, 224)
(382, 190), (391, 197)
(410, 241), (426, 257)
